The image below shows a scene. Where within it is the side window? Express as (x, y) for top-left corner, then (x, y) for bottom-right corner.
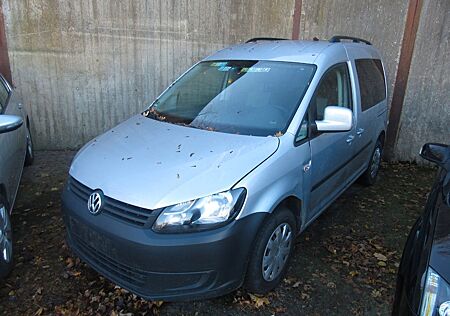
(0, 79), (9, 113)
(355, 59), (386, 111)
(295, 113), (308, 143)
(310, 63), (352, 121)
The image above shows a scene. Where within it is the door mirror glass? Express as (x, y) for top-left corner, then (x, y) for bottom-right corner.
(315, 106), (352, 132)
(420, 143), (449, 167)
(0, 115), (23, 134)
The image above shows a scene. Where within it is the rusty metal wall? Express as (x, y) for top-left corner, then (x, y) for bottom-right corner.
(395, 0), (450, 162)
(3, 0), (295, 149)
(298, 0), (410, 109)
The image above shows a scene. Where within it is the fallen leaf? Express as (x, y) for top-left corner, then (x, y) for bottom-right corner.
(374, 253), (387, 261)
(66, 257), (74, 268)
(371, 289), (381, 298)
(275, 306), (287, 313)
(249, 293), (270, 308)
(274, 131), (283, 137)
(153, 301), (164, 308)
(71, 270), (82, 277)
(300, 292), (310, 300)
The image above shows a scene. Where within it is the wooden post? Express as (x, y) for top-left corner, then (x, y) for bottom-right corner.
(385, 0), (423, 159)
(292, 0), (302, 40)
(0, 4), (11, 84)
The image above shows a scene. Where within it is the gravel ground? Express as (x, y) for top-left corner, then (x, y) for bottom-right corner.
(0, 151), (435, 315)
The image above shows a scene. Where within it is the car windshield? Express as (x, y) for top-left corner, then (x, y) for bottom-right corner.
(143, 60), (316, 136)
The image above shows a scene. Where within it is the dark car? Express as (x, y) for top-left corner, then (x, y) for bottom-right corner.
(393, 143), (450, 316)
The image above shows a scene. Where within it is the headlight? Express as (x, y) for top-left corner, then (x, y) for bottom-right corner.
(420, 267), (450, 316)
(152, 188), (246, 233)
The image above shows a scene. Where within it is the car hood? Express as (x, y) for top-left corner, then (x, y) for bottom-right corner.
(69, 115), (279, 209)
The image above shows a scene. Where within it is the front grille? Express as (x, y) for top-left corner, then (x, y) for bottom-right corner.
(68, 177), (158, 227)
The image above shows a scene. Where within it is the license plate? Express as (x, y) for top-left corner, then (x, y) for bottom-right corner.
(71, 218), (116, 257)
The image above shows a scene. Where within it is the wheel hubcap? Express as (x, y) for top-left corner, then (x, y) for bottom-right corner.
(262, 223), (293, 281)
(0, 206), (12, 263)
(370, 147), (381, 178)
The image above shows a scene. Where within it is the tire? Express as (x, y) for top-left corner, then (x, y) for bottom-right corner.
(0, 198), (13, 279)
(24, 123), (34, 166)
(360, 139), (383, 186)
(244, 208), (296, 294)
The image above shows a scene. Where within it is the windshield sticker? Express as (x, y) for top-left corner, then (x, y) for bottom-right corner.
(211, 62), (271, 73)
(218, 66), (232, 72)
(210, 62), (228, 67)
(239, 67), (271, 73)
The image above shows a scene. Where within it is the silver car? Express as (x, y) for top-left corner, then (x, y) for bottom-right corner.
(0, 74), (34, 278)
(62, 36), (388, 300)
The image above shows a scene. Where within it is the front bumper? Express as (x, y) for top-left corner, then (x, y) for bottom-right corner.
(61, 183), (266, 301)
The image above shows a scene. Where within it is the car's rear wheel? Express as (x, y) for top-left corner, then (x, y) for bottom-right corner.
(24, 123), (34, 166)
(244, 208), (296, 294)
(360, 139), (383, 186)
(0, 199), (13, 279)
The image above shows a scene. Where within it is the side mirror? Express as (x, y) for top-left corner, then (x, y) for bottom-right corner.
(420, 143), (449, 168)
(0, 115), (23, 134)
(316, 106), (352, 132)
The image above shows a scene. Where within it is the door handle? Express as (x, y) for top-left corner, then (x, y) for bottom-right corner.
(356, 128), (365, 136)
(303, 160), (311, 173)
(346, 135), (355, 144)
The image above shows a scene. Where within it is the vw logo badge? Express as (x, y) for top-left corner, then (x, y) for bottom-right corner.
(87, 191), (104, 215)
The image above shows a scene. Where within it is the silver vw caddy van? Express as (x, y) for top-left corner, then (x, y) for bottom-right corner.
(62, 36), (388, 300)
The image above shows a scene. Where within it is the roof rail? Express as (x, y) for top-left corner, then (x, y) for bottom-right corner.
(245, 37), (288, 43)
(329, 35), (372, 45)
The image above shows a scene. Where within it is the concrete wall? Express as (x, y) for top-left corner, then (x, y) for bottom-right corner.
(395, 0), (450, 162)
(298, 0), (409, 111)
(2, 0), (448, 161)
(3, 0), (295, 149)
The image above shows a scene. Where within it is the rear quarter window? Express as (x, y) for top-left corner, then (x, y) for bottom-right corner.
(355, 59), (386, 111)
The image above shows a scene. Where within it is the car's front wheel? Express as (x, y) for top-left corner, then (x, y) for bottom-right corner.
(0, 199), (13, 279)
(244, 208), (296, 294)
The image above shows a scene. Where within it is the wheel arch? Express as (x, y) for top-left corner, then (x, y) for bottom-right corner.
(378, 130), (386, 146)
(271, 195), (302, 233)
